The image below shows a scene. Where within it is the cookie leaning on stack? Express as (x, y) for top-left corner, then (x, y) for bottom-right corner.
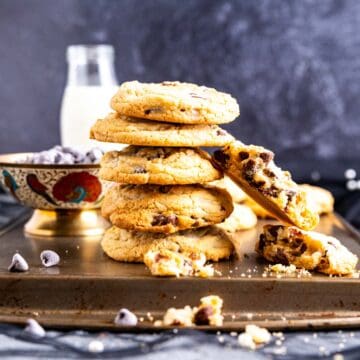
(91, 80), (242, 277)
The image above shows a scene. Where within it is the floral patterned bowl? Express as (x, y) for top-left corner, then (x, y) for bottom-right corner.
(0, 153), (113, 237)
(0, 153), (110, 210)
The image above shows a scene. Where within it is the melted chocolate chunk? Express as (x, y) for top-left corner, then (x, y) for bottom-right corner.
(213, 150), (230, 169)
(274, 248), (290, 265)
(242, 159), (257, 181)
(194, 306), (214, 325)
(144, 109), (151, 115)
(261, 185), (279, 197)
(268, 225), (282, 238)
(238, 151), (249, 161)
(263, 168), (276, 178)
(259, 151), (274, 164)
(133, 166), (147, 174)
(258, 234), (266, 252)
(254, 180), (266, 188)
(151, 214), (178, 226)
(300, 243), (307, 253)
(290, 238), (303, 249)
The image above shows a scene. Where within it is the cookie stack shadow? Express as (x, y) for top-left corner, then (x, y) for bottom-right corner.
(90, 81), (242, 277)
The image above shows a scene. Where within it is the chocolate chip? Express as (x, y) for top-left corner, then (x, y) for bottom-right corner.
(8, 253), (29, 272)
(133, 166), (147, 174)
(261, 185), (279, 197)
(239, 151), (249, 161)
(290, 238), (303, 249)
(216, 129), (227, 136)
(258, 234), (266, 252)
(213, 150), (230, 169)
(144, 109), (151, 115)
(192, 221), (200, 227)
(151, 214), (178, 226)
(284, 190), (296, 210)
(194, 306), (214, 325)
(242, 159), (257, 181)
(254, 180), (266, 188)
(259, 151), (274, 164)
(300, 243), (307, 253)
(24, 319), (46, 337)
(114, 309), (138, 326)
(263, 168), (276, 178)
(40, 250), (60, 267)
(274, 248), (290, 265)
(268, 225), (282, 238)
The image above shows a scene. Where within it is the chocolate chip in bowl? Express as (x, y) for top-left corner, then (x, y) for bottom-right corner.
(0, 146), (111, 237)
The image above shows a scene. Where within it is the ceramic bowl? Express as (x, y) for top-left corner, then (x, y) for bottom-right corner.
(0, 153), (110, 210)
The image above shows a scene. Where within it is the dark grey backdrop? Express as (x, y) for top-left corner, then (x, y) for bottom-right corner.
(0, 0), (359, 165)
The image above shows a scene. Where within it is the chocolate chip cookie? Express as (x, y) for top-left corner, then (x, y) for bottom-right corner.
(101, 225), (234, 263)
(90, 113), (233, 147)
(99, 146), (222, 185)
(213, 141), (319, 230)
(101, 184), (233, 233)
(257, 225), (358, 275)
(111, 81), (240, 125)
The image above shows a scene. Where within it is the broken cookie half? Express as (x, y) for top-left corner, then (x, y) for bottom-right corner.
(257, 225), (358, 275)
(144, 248), (214, 277)
(213, 141), (319, 230)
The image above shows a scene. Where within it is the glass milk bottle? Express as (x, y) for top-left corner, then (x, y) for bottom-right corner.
(60, 45), (122, 150)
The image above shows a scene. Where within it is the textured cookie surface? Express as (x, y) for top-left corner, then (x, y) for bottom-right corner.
(111, 81), (239, 125)
(99, 146), (222, 185)
(213, 141), (319, 230)
(257, 225), (358, 275)
(300, 184), (334, 215)
(101, 184), (233, 233)
(217, 203), (257, 232)
(244, 184), (334, 219)
(101, 225), (234, 263)
(90, 113), (233, 147)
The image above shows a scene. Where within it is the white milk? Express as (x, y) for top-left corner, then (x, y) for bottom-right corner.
(60, 85), (124, 151)
(60, 45), (124, 151)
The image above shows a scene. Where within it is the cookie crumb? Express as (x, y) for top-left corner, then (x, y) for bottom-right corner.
(155, 295), (223, 327)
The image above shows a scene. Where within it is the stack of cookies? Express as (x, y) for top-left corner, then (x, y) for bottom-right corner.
(90, 81), (241, 277)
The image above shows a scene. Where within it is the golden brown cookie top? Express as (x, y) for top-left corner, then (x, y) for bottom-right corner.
(99, 146), (222, 185)
(111, 80), (240, 125)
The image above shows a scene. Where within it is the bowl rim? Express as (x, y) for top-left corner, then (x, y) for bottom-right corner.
(0, 152), (100, 169)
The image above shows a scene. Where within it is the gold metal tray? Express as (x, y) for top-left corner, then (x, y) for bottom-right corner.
(0, 213), (359, 331)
